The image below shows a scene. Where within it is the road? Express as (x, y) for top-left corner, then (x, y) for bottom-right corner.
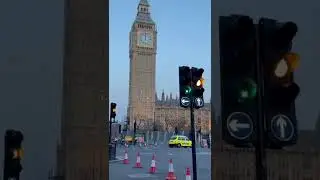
(109, 143), (211, 180)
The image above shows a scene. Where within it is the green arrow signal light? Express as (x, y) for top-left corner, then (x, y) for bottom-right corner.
(237, 78), (257, 102)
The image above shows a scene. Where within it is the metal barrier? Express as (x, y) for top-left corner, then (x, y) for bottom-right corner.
(123, 131), (208, 146)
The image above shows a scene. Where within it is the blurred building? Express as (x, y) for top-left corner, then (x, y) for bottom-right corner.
(154, 91), (212, 134)
(131, 91), (212, 134)
(212, 120), (320, 180)
(128, 90), (213, 134)
(110, 123), (121, 139)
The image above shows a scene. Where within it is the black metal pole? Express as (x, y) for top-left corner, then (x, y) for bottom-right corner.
(109, 117), (112, 143)
(255, 23), (267, 180)
(3, 162), (7, 180)
(153, 113), (155, 131)
(190, 97), (198, 180)
(153, 110), (156, 144)
(133, 121), (136, 146)
(3, 133), (8, 180)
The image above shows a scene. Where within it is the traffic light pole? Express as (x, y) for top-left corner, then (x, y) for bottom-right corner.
(3, 175), (20, 180)
(179, 66), (204, 180)
(109, 117), (113, 143)
(3, 130), (22, 180)
(153, 110), (156, 144)
(2, 162), (8, 180)
(190, 97), (198, 180)
(255, 24), (267, 180)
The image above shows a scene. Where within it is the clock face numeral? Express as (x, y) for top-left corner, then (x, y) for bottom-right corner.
(138, 31), (153, 48)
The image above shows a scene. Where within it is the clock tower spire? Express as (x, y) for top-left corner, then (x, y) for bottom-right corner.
(128, 0), (157, 130)
(135, 0), (154, 24)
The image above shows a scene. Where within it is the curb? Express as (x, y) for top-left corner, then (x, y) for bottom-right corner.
(109, 156), (124, 163)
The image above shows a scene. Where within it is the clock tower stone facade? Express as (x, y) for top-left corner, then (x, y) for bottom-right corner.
(128, 0), (157, 130)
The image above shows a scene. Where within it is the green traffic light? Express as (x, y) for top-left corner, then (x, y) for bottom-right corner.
(184, 86), (192, 95)
(238, 78), (257, 102)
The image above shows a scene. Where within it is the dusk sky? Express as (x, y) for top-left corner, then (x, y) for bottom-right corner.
(109, 0), (211, 120)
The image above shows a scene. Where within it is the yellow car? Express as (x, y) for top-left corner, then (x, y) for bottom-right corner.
(168, 135), (192, 148)
(124, 136), (133, 143)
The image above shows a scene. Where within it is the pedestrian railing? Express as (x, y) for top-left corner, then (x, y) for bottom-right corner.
(124, 131), (207, 146)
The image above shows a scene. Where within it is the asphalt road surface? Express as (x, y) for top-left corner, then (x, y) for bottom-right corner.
(109, 143), (211, 180)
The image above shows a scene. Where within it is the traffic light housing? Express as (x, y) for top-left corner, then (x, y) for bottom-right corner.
(191, 67), (205, 109)
(179, 66), (192, 108)
(4, 129), (24, 179)
(219, 15), (258, 145)
(259, 18), (299, 147)
(110, 102), (117, 119)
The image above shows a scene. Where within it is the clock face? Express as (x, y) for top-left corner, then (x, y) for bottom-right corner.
(138, 31), (153, 48)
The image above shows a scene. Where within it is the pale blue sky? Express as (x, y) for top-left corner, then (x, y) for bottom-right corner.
(109, 0), (211, 120)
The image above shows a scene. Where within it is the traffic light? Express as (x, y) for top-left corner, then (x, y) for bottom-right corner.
(4, 129), (24, 179)
(110, 102), (117, 119)
(179, 66), (192, 108)
(259, 18), (299, 147)
(219, 15), (258, 145)
(191, 67), (205, 109)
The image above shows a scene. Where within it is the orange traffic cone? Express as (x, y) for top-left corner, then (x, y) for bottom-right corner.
(123, 149), (129, 164)
(133, 152), (143, 168)
(165, 159), (176, 180)
(149, 153), (156, 173)
(185, 167), (191, 180)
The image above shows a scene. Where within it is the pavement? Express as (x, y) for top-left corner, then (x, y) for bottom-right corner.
(109, 143), (211, 180)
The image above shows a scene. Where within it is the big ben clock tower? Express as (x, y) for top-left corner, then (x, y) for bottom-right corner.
(128, 0), (157, 130)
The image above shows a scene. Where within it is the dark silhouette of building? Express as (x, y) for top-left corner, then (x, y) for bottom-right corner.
(53, 0), (108, 179)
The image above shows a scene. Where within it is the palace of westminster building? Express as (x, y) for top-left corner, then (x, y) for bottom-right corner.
(153, 91), (211, 134)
